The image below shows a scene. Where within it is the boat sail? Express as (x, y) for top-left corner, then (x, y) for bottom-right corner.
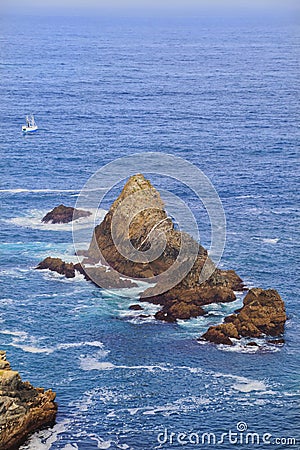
(22, 115), (38, 133)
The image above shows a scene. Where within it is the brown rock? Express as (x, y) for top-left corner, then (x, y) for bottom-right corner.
(36, 257), (137, 289)
(155, 302), (205, 322)
(36, 257), (76, 278)
(219, 269), (246, 291)
(129, 304), (143, 311)
(201, 288), (287, 345)
(0, 351), (57, 450)
(268, 339), (285, 345)
(201, 326), (235, 346)
(42, 204), (91, 224)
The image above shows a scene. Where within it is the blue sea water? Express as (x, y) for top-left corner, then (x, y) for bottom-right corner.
(0, 12), (299, 450)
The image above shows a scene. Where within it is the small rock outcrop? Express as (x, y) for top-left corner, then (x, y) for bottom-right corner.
(36, 256), (136, 289)
(201, 288), (287, 345)
(37, 257), (77, 278)
(0, 351), (57, 450)
(42, 204), (91, 224)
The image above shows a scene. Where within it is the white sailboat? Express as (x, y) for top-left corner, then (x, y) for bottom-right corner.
(22, 114), (38, 133)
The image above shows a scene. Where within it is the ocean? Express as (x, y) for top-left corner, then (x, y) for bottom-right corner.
(0, 12), (299, 449)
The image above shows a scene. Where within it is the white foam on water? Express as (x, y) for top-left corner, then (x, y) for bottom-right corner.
(0, 298), (15, 306)
(262, 237), (280, 244)
(186, 366), (203, 374)
(217, 338), (281, 354)
(58, 341), (105, 350)
(0, 330), (28, 339)
(123, 364), (170, 372)
(72, 390), (96, 412)
(14, 344), (55, 354)
(118, 304), (160, 325)
(0, 329), (106, 355)
(19, 419), (70, 449)
(7, 208), (106, 232)
(0, 268), (30, 279)
(212, 371), (273, 395)
(142, 396), (210, 416)
(235, 194), (261, 199)
(90, 435), (112, 449)
(127, 315), (157, 324)
(127, 407), (140, 416)
(90, 434), (130, 450)
(233, 380), (268, 393)
(40, 269), (86, 283)
(79, 355), (172, 372)
(218, 341), (260, 354)
(283, 390), (300, 397)
(80, 359), (115, 371)
(62, 445), (79, 450)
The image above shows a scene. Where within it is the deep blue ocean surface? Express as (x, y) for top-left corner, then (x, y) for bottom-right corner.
(0, 12), (299, 449)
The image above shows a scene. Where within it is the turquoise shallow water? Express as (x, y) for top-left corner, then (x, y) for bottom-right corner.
(0, 13), (299, 449)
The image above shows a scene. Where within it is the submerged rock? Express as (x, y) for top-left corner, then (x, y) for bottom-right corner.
(268, 338), (285, 345)
(129, 304), (143, 311)
(0, 351), (57, 450)
(42, 204), (91, 224)
(201, 288), (287, 345)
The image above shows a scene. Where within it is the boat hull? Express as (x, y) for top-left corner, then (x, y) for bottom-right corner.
(22, 126), (38, 133)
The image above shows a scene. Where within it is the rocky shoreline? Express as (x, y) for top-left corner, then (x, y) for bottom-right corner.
(37, 173), (287, 345)
(0, 351), (57, 450)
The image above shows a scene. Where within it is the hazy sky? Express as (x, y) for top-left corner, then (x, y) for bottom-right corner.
(2, 0), (299, 15)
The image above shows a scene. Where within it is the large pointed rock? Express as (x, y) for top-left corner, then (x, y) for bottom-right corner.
(84, 174), (244, 320)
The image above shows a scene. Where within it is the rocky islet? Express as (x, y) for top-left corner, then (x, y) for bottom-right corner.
(37, 174), (287, 344)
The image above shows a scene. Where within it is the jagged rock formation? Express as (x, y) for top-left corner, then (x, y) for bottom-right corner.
(36, 256), (136, 289)
(42, 204), (91, 224)
(201, 288), (287, 345)
(0, 351), (57, 450)
(86, 174), (244, 321)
